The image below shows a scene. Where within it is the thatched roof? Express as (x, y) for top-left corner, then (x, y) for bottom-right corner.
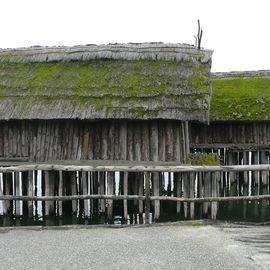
(0, 43), (213, 121)
(211, 70), (270, 121)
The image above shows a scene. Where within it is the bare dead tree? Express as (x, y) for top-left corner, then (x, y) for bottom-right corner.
(197, 19), (203, 50)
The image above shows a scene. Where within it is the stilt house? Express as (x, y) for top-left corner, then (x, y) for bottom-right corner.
(191, 70), (270, 166)
(0, 43), (213, 163)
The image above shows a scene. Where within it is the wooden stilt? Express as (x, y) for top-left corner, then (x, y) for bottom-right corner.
(175, 173), (182, 215)
(58, 171), (63, 217)
(98, 172), (106, 213)
(203, 172), (210, 216)
(107, 172), (115, 224)
(189, 172), (195, 219)
(132, 173), (138, 207)
(27, 171), (34, 218)
(196, 172), (203, 217)
(15, 172), (20, 216)
(89, 172), (94, 214)
(252, 151), (259, 184)
(138, 173), (144, 214)
(260, 151), (268, 185)
(0, 174), (7, 215)
(183, 172), (189, 218)
(144, 172), (151, 224)
(21, 172), (28, 216)
(123, 172), (128, 220)
(3, 173), (12, 214)
(81, 171), (89, 217)
(211, 172), (218, 220)
(153, 172), (160, 220)
(243, 151), (248, 184)
(44, 171), (54, 216)
(70, 172), (77, 214)
(150, 121), (159, 220)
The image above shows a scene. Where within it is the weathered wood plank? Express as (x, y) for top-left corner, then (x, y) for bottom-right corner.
(141, 122), (149, 161)
(2, 163), (270, 173)
(144, 172), (151, 224)
(98, 172), (106, 213)
(58, 171), (63, 216)
(165, 121), (174, 162)
(108, 121), (115, 160)
(0, 174), (7, 215)
(107, 172), (115, 223)
(3, 173), (12, 214)
(1, 193), (270, 203)
(81, 171), (89, 217)
(101, 121), (109, 160)
(123, 172), (128, 219)
(70, 172), (77, 214)
(27, 171), (34, 218)
(15, 172), (21, 216)
(44, 171), (54, 216)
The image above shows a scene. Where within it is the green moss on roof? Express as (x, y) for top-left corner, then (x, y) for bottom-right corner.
(0, 58), (211, 121)
(211, 76), (270, 121)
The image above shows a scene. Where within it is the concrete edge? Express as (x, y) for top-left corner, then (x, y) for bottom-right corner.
(0, 219), (268, 233)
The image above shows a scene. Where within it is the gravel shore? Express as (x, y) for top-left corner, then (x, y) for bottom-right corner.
(0, 223), (269, 270)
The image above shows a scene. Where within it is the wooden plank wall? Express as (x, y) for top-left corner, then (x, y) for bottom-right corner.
(191, 122), (270, 150)
(0, 120), (187, 162)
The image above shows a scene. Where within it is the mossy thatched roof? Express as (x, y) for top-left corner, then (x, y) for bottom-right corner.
(0, 43), (212, 121)
(211, 71), (270, 121)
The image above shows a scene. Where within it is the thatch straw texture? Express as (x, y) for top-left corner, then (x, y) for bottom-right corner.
(0, 43), (212, 121)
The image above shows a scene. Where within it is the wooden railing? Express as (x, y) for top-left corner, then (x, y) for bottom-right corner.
(0, 161), (270, 224)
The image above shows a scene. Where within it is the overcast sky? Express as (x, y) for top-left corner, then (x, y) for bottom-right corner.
(1, 0), (269, 72)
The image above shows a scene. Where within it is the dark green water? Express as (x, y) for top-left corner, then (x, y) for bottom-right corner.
(0, 200), (269, 227)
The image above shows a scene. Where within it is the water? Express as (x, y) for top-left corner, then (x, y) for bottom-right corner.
(0, 160), (270, 226)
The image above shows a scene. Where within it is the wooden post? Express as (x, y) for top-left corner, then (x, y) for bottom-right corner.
(175, 173), (182, 215)
(70, 172), (77, 214)
(15, 172), (21, 216)
(123, 172), (128, 220)
(228, 151), (234, 182)
(81, 171), (89, 217)
(185, 121), (190, 156)
(132, 173), (138, 207)
(243, 151), (248, 184)
(203, 172), (210, 215)
(98, 172), (106, 213)
(144, 172), (151, 224)
(138, 173), (144, 214)
(21, 171), (28, 216)
(252, 151), (259, 184)
(150, 121), (160, 220)
(89, 172), (94, 214)
(242, 175), (248, 219)
(189, 172), (195, 219)
(211, 172), (218, 220)
(58, 171), (63, 216)
(152, 172), (160, 220)
(183, 172), (189, 218)
(0, 174), (7, 215)
(260, 151), (268, 185)
(120, 122), (128, 218)
(27, 171), (34, 218)
(44, 171), (54, 216)
(196, 172), (203, 218)
(3, 173), (12, 214)
(107, 172), (115, 224)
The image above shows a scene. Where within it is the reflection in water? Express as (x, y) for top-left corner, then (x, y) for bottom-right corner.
(0, 149), (270, 226)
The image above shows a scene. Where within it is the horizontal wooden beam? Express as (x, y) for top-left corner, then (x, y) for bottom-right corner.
(1, 164), (270, 172)
(191, 143), (270, 151)
(0, 194), (269, 202)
